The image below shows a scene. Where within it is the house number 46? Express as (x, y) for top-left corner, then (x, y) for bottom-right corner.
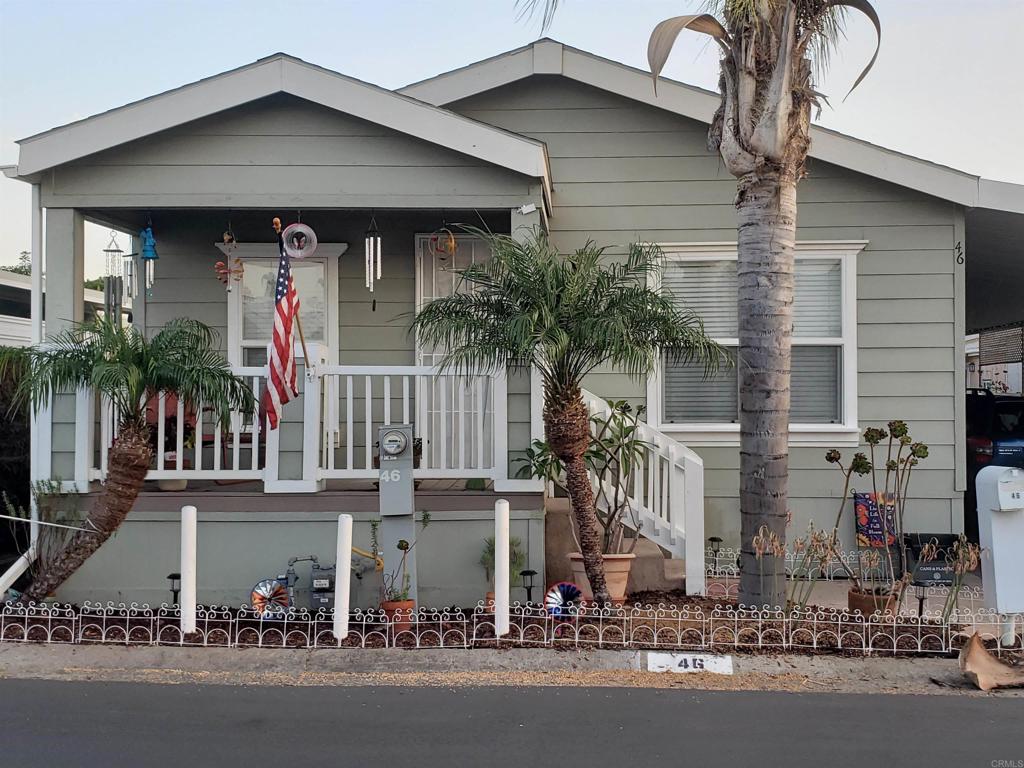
(380, 469), (403, 482)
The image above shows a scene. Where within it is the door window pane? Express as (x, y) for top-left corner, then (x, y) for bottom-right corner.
(241, 260), (326, 342)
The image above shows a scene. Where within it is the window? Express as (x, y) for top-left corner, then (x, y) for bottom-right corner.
(650, 242), (864, 445)
(225, 244), (340, 367)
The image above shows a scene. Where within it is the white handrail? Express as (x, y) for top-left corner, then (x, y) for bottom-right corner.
(580, 388), (705, 595)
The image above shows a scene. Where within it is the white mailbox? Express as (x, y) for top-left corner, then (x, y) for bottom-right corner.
(976, 465), (1024, 614)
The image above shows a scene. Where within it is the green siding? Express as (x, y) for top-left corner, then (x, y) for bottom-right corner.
(451, 76), (963, 546)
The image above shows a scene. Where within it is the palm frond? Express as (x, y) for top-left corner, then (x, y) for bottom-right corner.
(413, 230), (726, 407)
(5, 317), (254, 434)
(515, 0), (559, 31)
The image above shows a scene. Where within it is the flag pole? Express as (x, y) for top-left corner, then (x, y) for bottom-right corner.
(272, 217), (312, 368)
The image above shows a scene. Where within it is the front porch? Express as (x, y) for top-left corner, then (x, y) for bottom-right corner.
(41, 207), (547, 495)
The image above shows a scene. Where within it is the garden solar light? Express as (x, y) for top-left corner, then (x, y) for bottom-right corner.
(167, 572), (180, 606)
(520, 569), (537, 603)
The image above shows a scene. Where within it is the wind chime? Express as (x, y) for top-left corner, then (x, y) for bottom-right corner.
(365, 216), (382, 293)
(102, 230), (126, 317)
(139, 217), (159, 296)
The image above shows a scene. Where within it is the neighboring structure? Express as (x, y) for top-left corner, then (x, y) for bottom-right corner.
(967, 331), (1023, 394)
(0, 271), (117, 347)
(3, 40), (1023, 606)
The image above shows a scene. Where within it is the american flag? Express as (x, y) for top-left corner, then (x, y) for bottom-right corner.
(263, 236), (300, 430)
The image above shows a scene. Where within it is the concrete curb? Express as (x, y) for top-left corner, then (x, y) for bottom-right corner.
(1, 642), (999, 698)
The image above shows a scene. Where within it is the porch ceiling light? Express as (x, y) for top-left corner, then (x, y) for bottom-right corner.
(139, 220), (159, 296)
(365, 216), (381, 293)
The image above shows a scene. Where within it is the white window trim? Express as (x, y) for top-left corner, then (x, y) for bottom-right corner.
(646, 240), (867, 447)
(222, 242), (342, 367)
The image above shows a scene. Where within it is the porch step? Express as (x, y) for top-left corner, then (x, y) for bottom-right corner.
(543, 497), (687, 593)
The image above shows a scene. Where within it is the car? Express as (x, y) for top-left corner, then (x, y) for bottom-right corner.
(965, 388), (1024, 541)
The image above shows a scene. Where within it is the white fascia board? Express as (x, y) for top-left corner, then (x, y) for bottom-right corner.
(979, 180), (1024, 214)
(17, 58), (283, 176)
(404, 41), (1024, 216)
(15, 56), (552, 202)
(280, 59), (550, 184)
(400, 46), (536, 106)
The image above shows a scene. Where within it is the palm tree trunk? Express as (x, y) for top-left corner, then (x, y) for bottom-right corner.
(21, 424), (153, 603)
(543, 389), (610, 604)
(736, 168), (797, 609)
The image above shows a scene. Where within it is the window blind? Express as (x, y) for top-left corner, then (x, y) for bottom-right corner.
(662, 260), (737, 337)
(794, 259), (841, 337)
(661, 255), (845, 425)
(663, 352), (738, 423)
(791, 346), (841, 422)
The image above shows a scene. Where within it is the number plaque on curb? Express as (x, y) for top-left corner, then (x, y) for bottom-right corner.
(647, 652), (734, 675)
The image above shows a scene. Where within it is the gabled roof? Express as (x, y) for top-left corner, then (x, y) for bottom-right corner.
(401, 40), (1024, 216)
(10, 53), (552, 208)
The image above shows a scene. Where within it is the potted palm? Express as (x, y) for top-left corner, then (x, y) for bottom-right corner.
(480, 534), (526, 606)
(518, 400), (649, 605)
(0, 318), (254, 603)
(824, 421), (930, 615)
(414, 230), (722, 604)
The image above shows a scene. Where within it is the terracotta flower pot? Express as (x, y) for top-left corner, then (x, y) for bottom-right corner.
(484, 590), (496, 609)
(847, 587), (899, 616)
(381, 599), (416, 633)
(567, 553), (636, 606)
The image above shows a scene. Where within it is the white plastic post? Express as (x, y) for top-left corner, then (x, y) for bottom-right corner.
(333, 513), (353, 641)
(1001, 616), (1017, 648)
(180, 505), (197, 635)
(495, 498), (510, 637)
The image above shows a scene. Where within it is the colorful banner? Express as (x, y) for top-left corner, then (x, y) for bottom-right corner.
(854, 492), (897, 548)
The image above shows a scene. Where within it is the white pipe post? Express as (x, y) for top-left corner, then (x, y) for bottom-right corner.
(180, 505), (197, 635)
(333, 513), (353, 641)
(495, 498), (510, 637)
(1001, 616), (1017, 648)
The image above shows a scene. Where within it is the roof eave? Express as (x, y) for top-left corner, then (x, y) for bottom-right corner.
(402, 40), (1024, 216)
(14, 54), (551, 193)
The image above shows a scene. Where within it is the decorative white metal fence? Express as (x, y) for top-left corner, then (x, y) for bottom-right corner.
(3, 599), (1019, 656)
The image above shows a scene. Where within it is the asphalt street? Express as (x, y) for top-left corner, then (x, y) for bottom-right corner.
(1, 678), (1021, 767)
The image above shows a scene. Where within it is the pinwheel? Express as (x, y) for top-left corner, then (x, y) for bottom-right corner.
(544, 581), (582, 616)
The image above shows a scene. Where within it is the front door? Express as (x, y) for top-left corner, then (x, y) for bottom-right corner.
(415, 234), (494, 472)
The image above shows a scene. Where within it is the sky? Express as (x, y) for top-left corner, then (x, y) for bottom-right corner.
(1, 0), (1022, 277)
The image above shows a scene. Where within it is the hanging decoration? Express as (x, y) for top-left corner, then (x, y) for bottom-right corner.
(139, 218), (159, 295)
(221, 220), (237, 253)
(365, 216), (382, 292)
(428, 226), (458, 262)
(281, 222), (318, 260)
(100, 230), (126, 317)
(214, 257), (244, 292)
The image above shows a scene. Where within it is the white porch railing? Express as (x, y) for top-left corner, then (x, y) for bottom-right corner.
(318, 365), (504, 480)
(87, 364), (510, 487)
(580, 389), (705, 595)
(92, 366), (268, 483)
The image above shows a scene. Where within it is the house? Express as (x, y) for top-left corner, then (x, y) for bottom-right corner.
(0, 270), (118, 347)
(3, 40), (1023, 608)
